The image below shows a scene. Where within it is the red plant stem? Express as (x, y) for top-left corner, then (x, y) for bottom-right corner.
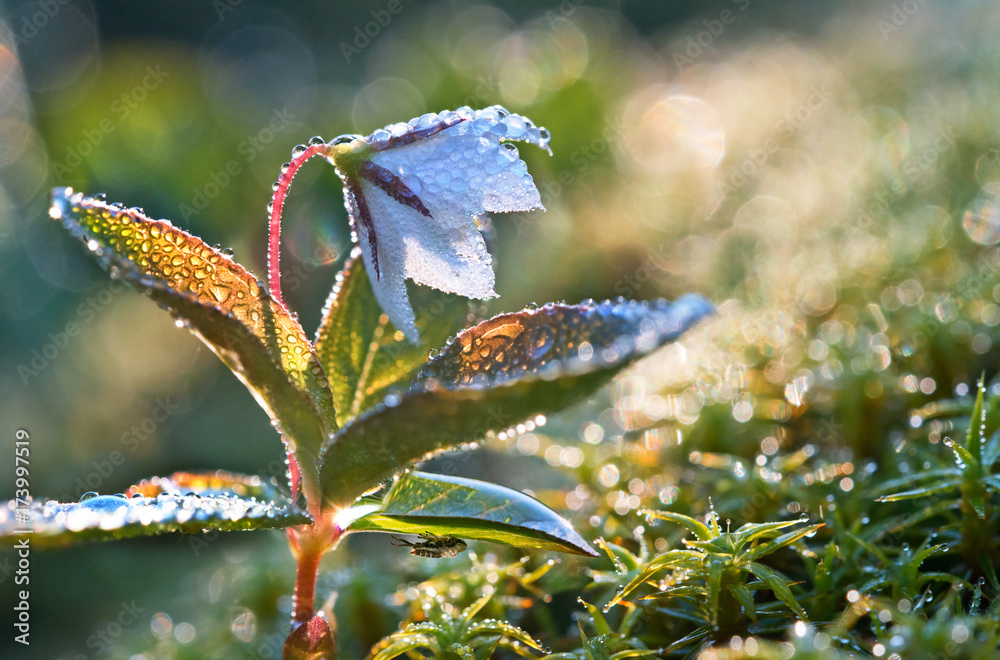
(290, 514), (341, 624)
(268, 143), (330, 306)
(292, 544), (323, 623)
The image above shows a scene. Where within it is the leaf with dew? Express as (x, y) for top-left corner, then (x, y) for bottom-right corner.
(125, 469), (287, 502)
(50, 188), (336, 498)
(317, 296), (713, 508)
(0, 492), (310, 548)
(346, 471), (597, 557)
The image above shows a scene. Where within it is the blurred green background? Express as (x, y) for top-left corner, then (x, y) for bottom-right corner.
(4, 0), (1000, 657)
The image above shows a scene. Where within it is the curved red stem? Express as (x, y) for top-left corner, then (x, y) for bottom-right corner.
(268, 143), (330, 306)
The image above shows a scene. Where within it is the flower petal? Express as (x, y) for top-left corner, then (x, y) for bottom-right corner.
(370, 115), (545, 217)
(334, 106), (551, 343)
(354, 178), (497, 342)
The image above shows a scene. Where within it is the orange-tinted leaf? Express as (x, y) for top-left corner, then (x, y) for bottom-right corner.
(125, 470), (285, 502)
(319, 297), (713, 508)
(50, 188), (336, 496)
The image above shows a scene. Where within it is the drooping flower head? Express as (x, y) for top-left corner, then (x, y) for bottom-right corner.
(323, 105), (551, 342)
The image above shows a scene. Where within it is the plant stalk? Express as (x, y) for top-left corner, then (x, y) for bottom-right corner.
(268, 142), (330, 306)
(289, 508), (341, 624)
(292, 544), (323, 623)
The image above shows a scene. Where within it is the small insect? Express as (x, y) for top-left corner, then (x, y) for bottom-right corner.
(391, 533), (468, 559)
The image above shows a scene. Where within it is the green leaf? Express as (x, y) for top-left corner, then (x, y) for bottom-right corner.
(346, 471), (598, 557)
(594, 538), (643, 573)
(466, 620), (542, 652)
(949, 439), (976, 471)
(641, 509), (714, 542)
(706, 555), (725, 626)
(0, 492), (310, 548)
(319, 297), (713, 507)
(664, 627), (713, 653)
(577, 599), (614, 636)
(125, 469), (287, 502)
(967, 376), (986, 465)
(902, 542), (948, 583)
(371, 634), (439, 660)
(730, 520), (803, 548)
(729, 583), (758, 623)
(875, 480), (961, 502)
(745, 561), (807, 620)
(965, 487), (988, 519)
(984, 394), (1000, 441)
(742, 523), (825, 563)
(872, 469), (961, 496)
(50, 188), (337, 496)
(844, 532), (892, 567)
(314, 248), (472, 427)
(605, 550), (704, 609)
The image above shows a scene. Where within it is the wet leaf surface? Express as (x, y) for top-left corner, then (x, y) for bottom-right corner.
(50, 188), (337, 491)
(319, 296), (713, 507)
(0, 492), (310, 548)
(125, 469), (286, 502)
(347, 471), (598, 556)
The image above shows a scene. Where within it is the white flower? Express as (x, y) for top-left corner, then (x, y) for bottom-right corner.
(325, 105), (551, 342)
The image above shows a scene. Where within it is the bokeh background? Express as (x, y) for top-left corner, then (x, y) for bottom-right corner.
(3, 0), (1000, 657)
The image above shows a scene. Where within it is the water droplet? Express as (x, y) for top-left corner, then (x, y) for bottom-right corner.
(309, 136), (325, 146)
(79, 491), (98, 502)
(280, 162), (291, 174)
(291, 144), (307, 157)
(528, 325), (555, 361)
